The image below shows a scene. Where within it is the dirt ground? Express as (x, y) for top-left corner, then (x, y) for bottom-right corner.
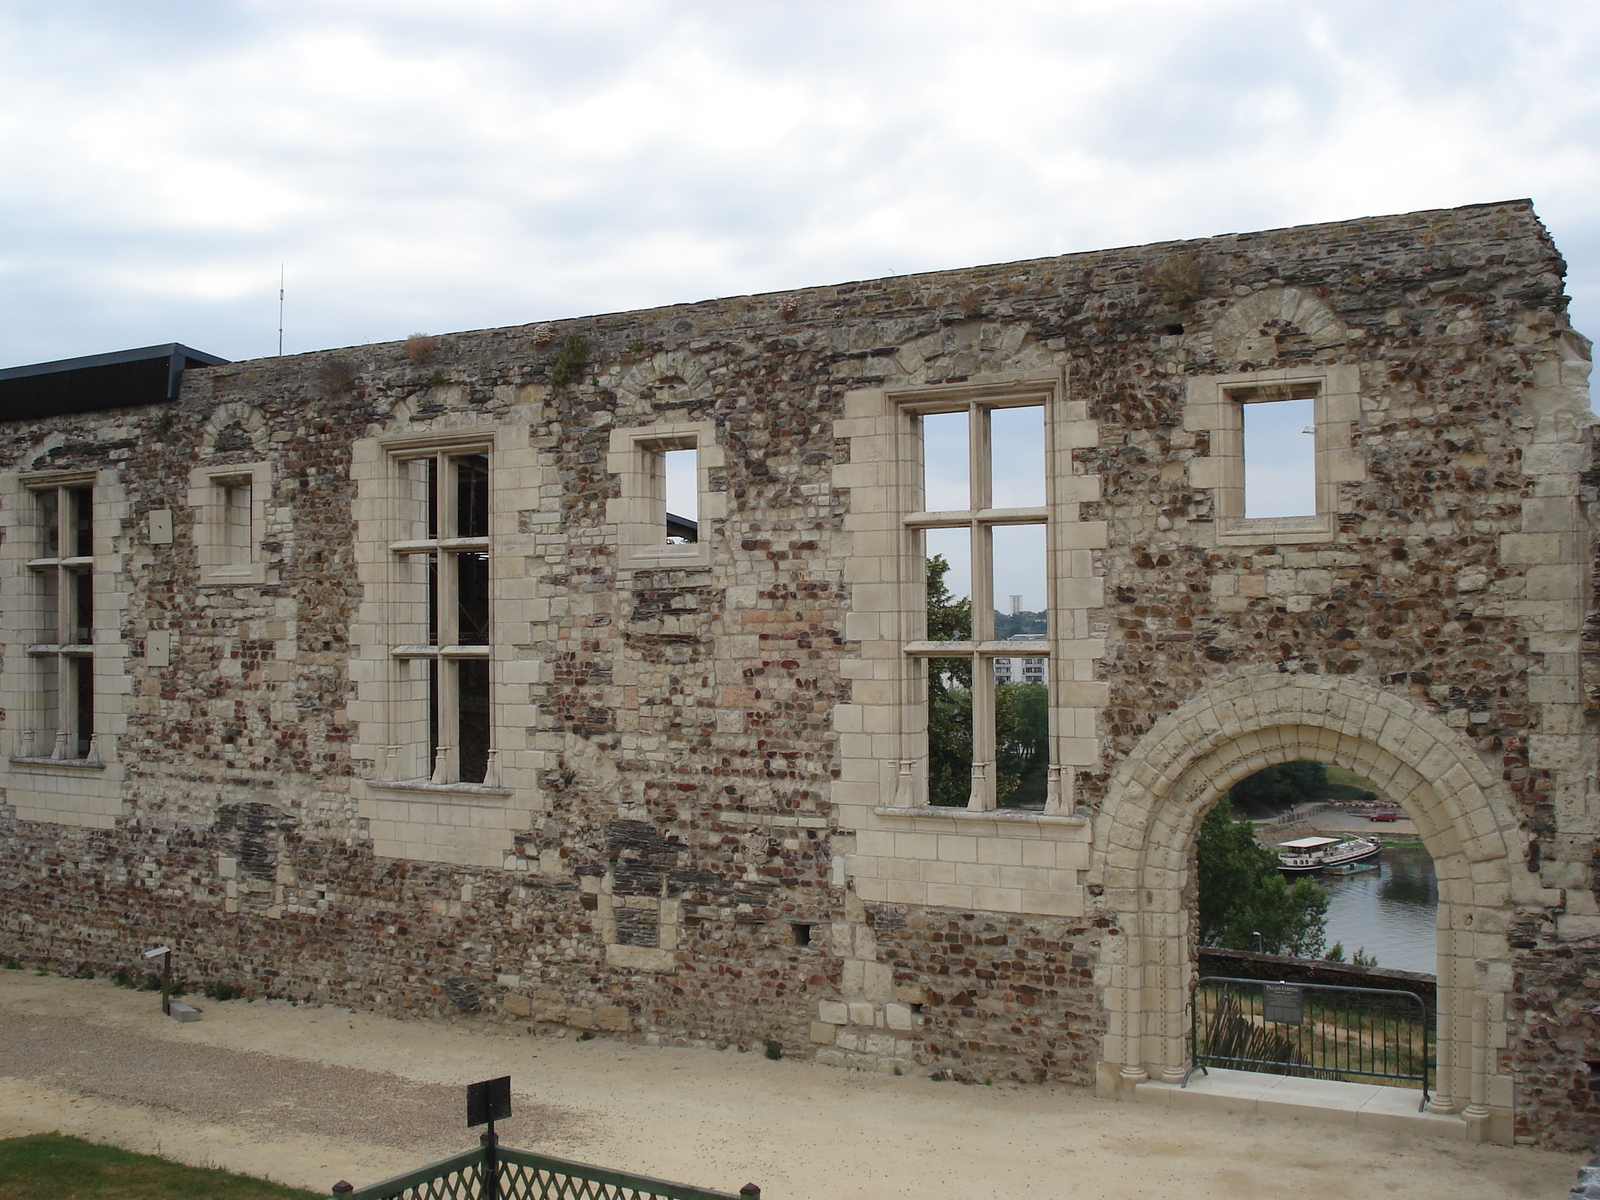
(0, 972), (1578, 1199)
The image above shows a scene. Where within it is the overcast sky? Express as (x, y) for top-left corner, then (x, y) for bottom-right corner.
(1, 0), (1596, 372)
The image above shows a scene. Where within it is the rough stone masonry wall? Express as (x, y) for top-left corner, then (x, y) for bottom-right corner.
(0, 199), (1596, 1143)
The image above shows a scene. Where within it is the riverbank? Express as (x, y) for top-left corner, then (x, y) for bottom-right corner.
(0, 971), (1575, 1199)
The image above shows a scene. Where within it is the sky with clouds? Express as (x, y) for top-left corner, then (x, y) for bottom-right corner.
(0, 0), (1596, 370)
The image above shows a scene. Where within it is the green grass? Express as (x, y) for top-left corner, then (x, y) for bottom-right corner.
(0, 1133), (322, 1200)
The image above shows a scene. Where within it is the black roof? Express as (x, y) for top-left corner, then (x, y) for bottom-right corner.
(0, 343), (230, 423)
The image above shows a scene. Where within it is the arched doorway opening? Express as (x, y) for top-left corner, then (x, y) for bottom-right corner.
(1093, 673), (1522, 1144)
(1200, 760), (1439, 973)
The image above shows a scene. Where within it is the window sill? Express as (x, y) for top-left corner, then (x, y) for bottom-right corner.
(198, 567), (270, 587)
(9, 755), (107, 771)
(620, 542), (712, 570)
(872, 804), (1087, 828)
(365, 777), (513, 799)
(1216, 512), (1335, 546)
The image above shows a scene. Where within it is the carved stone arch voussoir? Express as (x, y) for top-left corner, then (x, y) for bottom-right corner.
(1208, 285), (1348, 365)
(1099, 672), (1514, 868)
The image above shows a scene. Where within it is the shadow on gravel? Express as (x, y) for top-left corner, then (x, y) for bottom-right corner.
(0, 1014), (588, 1156)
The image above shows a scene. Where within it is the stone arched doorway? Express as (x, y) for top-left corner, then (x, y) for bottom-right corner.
(1092, 671), (1524, 1143)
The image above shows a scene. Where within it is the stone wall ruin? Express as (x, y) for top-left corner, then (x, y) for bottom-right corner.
(0, 199), (1595, 1148)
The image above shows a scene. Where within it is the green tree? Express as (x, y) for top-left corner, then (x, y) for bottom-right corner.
(1197, 795), (1329, 956)
(995, 681), (1048, 806)
(927, 555), (972, 806)
(1227, 760), (1330, 818)
(924, 556), (1052, 808)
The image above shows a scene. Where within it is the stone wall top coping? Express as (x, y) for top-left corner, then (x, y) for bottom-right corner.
(872, 804), (1088, 828)
(8, 755), (107, 771)
(364, 779), (515, 799)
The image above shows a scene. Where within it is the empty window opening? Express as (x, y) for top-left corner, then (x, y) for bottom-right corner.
(989, 405), (1045, 509)
(991, 524), (1046, 637)
(70, 567), (92, 645)
(792, 922), (813, 947)
(221, 481), (252, 565)
(37, 488), (58, 557)
(991, 523), (1048, 808)
(455, 658), (490, 784)
(664, 447), (698, 543)
(1242, 394), (1316, 518)
(456, 453), (489, 539)
(925, 528), (971, 641)
(457, 552), (489, 645)
(70, 487), (92, 557)
(927, 656), (974, 807)
(71, 656), (94, 758)
(921, 410), (969, 512)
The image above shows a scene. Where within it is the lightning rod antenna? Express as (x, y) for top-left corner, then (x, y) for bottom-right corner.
(278, 264), (285, 357)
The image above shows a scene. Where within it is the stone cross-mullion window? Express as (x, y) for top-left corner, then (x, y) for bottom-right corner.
(904, 399), (1050, 810)
(25, 477), (96, 761)
(390, 450), (492, 784)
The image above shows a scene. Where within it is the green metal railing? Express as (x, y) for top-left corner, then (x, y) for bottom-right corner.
(1185, 974), (1432, 1110)
(328, 1142), (758, 1200)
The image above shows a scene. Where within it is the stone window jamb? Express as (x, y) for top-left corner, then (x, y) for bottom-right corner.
(187, 460), (272, 585)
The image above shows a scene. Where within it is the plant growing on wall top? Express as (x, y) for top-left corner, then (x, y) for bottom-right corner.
(1151, 254), (1205, 307)
(315, 358), (357, 398)
(404, 333), (438, 365)
(549, 334), (590, 388)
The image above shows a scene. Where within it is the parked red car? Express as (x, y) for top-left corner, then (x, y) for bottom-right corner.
(1369, 810), (1399, 822)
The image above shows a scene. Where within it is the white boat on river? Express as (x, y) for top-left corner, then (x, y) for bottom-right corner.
(1276, 835), (1383, 876)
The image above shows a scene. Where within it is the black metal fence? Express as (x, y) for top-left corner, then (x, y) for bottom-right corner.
(328, 1142), (758, 1200)
(1186, 975), (1432, 1109)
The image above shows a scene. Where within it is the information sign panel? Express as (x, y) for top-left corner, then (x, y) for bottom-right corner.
(1262, 983), (1304, 1025)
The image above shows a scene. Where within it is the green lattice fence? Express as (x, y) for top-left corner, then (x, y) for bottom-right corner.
(329, 1143), (756, 1200)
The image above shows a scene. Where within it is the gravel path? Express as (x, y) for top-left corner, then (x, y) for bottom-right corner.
(0, 972), (1580, 1199)
(0, 1012), (581, 1156)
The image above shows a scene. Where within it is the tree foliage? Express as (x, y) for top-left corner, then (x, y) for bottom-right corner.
(924, 556), (1049, 807)
(1226, 759), (1329, 818)
(1197, 795), (1329, 957)
(926, 555), (973, 806)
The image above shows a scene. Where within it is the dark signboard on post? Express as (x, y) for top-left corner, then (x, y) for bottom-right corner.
(467, 1075), (512, 1128)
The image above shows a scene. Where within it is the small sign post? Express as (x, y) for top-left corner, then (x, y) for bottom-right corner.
(467, 1075), (511, 1200)
(143, 945), (172, 1016)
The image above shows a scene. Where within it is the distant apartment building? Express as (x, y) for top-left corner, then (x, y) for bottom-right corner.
(992, 633), (1047, 686)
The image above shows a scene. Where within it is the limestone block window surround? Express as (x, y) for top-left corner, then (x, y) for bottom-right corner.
(187, 461), (271, 585)
(387, 440), (495, 786)
(606, 420), (726, 570)
(1184, 365), (1362, 546)
(0, 466), (128, 825)
(20, 474), (98, 762)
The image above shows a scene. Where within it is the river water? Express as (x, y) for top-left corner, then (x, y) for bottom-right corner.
(1315, 843), (1439, 975)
